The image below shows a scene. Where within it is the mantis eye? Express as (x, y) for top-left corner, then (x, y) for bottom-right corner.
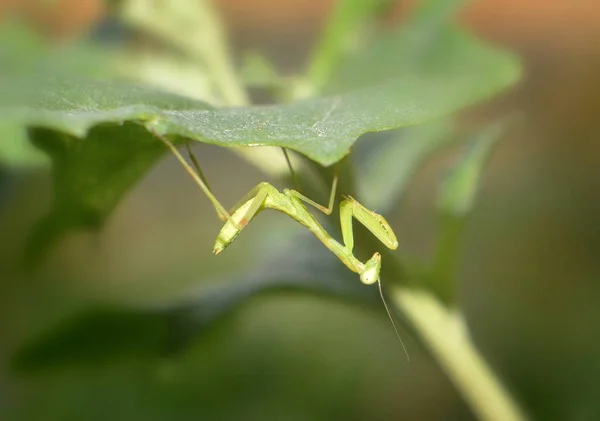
(360, 253), (381, 285)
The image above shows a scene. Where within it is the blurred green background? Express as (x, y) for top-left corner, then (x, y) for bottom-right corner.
(2, 1), (600, 420)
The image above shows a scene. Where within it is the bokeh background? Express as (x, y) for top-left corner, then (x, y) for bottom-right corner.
(2, 1), (600, 420)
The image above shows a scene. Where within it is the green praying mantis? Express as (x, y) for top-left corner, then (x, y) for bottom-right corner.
(154, 132), (409, 360)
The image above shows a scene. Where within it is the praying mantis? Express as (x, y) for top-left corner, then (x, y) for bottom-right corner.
(154, 132), (409, 359)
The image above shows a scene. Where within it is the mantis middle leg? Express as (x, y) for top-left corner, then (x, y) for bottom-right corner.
(152, 130), (232, 223)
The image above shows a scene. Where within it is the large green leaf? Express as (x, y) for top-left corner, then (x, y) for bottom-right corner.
(1, 0), (517, 166)
(3, 48), (516, 166)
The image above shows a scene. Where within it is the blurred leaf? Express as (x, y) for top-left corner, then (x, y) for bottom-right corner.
(13, 309), (171, 370)
(240, 51), (282, 88)
(436, 122), (508, 217)
(430, 119), (513, 300)
(118, 50), (216, 102)
(174, 232), (382, 318)
(0, 20), (121, 79)
(0, 19), (47, 69)
(0, 167), (14, 212)
(121, 0), (247, 105)
(326, 0), (472, 92)
(307, 0), (394, 91)
(405, 0), (469, 39)
(0, 123), (48, 167)
(23, 122), (165, 264)
(357, 120), (456, 211)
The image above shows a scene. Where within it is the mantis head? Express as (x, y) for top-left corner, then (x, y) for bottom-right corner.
(360, 252), (382, 285)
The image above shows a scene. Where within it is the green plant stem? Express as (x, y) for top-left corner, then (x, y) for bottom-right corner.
(306, 0), (392, 95)
(181, 0), (249, 107)
(393, 286), (528, 421)
(121, 0), (248, 106)
(120, 0), (297, 177)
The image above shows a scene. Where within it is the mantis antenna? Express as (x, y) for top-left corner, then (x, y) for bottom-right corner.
(378, 278), (410, 361)
(157, 135), (410, 361)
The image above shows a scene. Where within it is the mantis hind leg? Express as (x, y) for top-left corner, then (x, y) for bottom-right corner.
(152, 130), (232, 224)
(224, 182), (272, 217)
(281, 148), (339, 215)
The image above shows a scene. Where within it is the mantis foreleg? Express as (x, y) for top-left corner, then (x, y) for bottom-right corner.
(286, 174), (338, 215)
(340, 197), (398, 253)
(213, 183), (275, 254)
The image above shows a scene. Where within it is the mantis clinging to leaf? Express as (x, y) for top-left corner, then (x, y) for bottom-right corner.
(154, 132), (409, 360)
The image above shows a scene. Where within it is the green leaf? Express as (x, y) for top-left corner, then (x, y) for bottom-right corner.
(330, 27), (509, 94)
(325, 0), (471, 92)
(177, 233), (383, 319)
(436, 120), (509, 217)
(12, 309), (171, 370)
(3, 48), (517, 166)
(430, 118), (514, 301)
(307, 0), (394, 91)
(0, 20), (122, 80)
(0, 123), (48, 167)
(121, 0), (249, 106)
(240, 51), (282, 88)
(406, 0), (469, 36)
(23, 122), (166, 264)
(357, 120), (456, 211)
